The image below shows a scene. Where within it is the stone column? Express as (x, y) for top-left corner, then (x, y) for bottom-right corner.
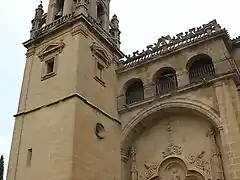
(63, 0), (73, 15)
(207, 128), (224, 180)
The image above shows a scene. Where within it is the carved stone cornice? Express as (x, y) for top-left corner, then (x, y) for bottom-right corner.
(25, 47), (36, 58)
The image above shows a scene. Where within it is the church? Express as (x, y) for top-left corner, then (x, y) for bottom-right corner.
(6, 0), (240, 180)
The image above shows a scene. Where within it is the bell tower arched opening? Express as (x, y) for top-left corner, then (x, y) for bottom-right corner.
(187, 54), (215, 84)
(55, 0), (64, 20)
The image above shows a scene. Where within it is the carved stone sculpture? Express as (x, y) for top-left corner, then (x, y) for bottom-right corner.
(162, 121), (182, 158)
(187, 151), (210, 173)
(172, 169), (181, 180)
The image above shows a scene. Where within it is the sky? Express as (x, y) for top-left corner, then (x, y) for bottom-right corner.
(0, 0), (240, 179)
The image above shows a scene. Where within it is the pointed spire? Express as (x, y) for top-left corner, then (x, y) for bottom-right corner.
(30, 1), (45, 38)
(110, 14), (121, 48)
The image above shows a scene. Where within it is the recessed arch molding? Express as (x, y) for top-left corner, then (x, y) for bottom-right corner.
(121, 98), (223, 155)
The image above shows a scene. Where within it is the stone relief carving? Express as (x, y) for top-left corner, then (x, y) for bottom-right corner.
(162, 121), (182, 158)
(144, 163), (158, 179)
(187, 151), (210, 173)
(162, 144), (182, 158)
(172, 169), (181, 180)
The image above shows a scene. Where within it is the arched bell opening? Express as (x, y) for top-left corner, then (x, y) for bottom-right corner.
(153, 67), (178, 95)
(186, 54), (215, 84)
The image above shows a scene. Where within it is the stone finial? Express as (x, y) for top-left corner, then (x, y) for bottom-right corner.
(110, 14), (121, 48)
(30, 1), (45, 38)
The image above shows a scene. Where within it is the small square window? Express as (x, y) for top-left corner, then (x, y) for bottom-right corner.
(41, 57), (57, 81)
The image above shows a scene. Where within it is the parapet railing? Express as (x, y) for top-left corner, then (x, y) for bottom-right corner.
(33, 12), (117, 47)
(119, 20), (228, 70)
(87, 14), (117, 45)
(117, 58), (235, 110)
(35, 12), (75, 37)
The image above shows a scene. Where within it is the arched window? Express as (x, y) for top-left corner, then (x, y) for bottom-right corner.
(125, 79), (144, 105)
(187, 54), (215, 84)
(97, 3), (105, 27)
(55, 0), (64, 20)
(153, 67), (177, 95)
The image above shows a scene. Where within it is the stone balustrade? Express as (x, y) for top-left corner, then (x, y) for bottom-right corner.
(119, 20), (228, 70)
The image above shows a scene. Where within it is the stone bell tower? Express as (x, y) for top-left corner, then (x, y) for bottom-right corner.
(6, 1), (124, 180)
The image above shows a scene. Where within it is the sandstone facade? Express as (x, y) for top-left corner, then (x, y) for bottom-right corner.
(6, 1), (240, 180)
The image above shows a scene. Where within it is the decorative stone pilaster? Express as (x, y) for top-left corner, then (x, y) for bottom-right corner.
(75, 0), (89, 16)
(130, 146), (138, 180)
(207, 128), (225, 180)
(176, 69), (189, 88)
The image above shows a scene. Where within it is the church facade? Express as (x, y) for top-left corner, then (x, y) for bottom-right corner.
(6, 1), (240, 180)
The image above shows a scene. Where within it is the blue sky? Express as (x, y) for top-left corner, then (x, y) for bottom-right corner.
(0, 0), (240, 179)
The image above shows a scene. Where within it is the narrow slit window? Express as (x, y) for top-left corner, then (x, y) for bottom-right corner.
(27, 148), (32, 167)
(46, 59), (54, 74)
(97, 62), (104, 79)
